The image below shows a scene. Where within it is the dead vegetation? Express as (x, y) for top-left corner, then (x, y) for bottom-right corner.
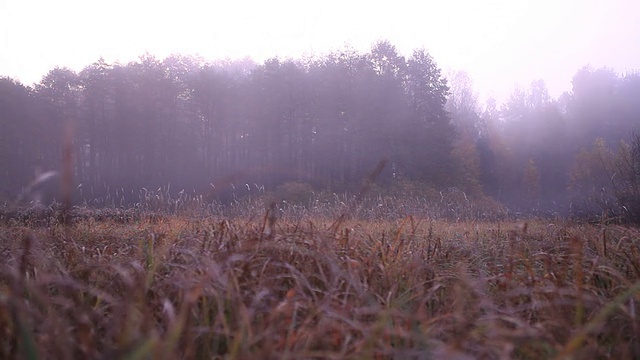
(1, 208), (639, 359)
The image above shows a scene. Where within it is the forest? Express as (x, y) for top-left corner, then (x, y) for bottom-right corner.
(1, 40), (639, 222)
(3, 40), (640, 359)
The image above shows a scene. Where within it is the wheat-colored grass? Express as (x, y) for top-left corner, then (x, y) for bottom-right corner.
(0, 209), (639, 359)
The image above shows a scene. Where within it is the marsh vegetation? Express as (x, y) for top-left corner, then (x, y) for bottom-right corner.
(1, 197), (640, 359)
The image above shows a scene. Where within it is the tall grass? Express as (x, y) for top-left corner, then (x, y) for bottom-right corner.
(1, 208), (639, 359)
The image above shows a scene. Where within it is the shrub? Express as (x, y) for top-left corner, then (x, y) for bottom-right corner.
(274, 181), (316, 205)
(569, 133), (640, 224)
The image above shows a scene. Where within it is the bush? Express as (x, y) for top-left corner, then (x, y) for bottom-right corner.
(613, 132), (640, 224)
(274, 181), (316, 205)
(570, 133), (640, 224)
(389, 178), (441, 201)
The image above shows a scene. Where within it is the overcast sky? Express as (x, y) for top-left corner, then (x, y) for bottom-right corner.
(1, 0), (639, 104)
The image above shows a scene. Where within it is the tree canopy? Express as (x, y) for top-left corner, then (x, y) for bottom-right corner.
(1, 42), (639, 219)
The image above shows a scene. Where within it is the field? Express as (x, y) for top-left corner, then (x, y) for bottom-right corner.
(1, 204), (639, 359)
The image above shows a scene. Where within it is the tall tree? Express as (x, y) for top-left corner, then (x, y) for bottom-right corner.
(446, 71), (483, 192)
(36, 68), (80, 183)
(0, 78), (48, 196)
(79, 58), (114, 186)
(567, 67), (618, 149)
(403, 48), (454, 186)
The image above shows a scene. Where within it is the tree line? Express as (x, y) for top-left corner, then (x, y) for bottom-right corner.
(1, 41), (639, 218)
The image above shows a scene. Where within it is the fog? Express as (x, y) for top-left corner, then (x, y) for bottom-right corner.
(2, 0), (639, 102)
(1, 42), (639, 221)
(1, 1), (640, 221)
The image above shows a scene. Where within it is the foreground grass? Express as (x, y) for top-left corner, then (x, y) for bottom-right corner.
(1, 213), (639, 359)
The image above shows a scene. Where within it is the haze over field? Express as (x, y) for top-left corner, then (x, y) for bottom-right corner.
(2, 0), (640, 223)
(1, 0), (639, 102)
(3, 3), (640, 358)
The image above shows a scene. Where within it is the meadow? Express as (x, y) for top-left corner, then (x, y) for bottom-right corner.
(1, 196), (639, 359)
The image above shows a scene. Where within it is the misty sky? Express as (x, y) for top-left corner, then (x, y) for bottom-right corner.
(1, 0), (639, 103)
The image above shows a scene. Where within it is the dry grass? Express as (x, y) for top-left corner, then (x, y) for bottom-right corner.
(1, 210), (639, 359)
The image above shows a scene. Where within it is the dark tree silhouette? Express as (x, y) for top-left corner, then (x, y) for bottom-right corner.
(2, 43), (639, 220)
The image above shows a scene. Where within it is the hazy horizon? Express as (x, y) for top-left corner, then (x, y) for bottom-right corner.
(2, 0), (639, 104)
